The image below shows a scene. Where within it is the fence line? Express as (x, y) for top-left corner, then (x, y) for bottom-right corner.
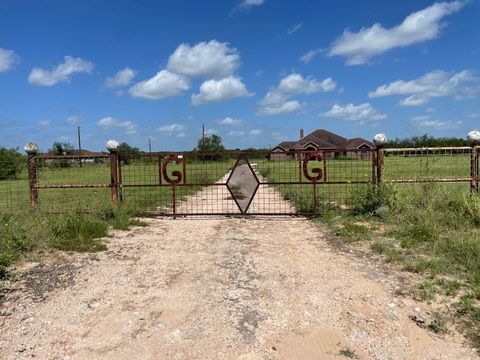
(0, 145), (478, 215)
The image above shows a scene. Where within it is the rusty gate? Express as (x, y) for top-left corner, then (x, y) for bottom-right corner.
(107, 149), (378, 216)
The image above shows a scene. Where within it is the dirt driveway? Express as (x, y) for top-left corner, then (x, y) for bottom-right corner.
(1, 214), (478, 359)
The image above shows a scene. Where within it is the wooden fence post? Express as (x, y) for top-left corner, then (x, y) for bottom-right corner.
(468, 131), (480, 195)
(372, 134), (387, 187)
(24, 142), (39, 209)
(471, 145), (478, 194)
(106, 140), (120, 205)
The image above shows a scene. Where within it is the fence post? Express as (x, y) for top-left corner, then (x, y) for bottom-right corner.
(468, 131), (480, 194)
(106, 139), (120, 205)
(372, 134), (387, 186)
(24, 142), (39, 209)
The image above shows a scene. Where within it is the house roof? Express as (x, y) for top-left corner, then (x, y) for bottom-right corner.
(293, 129), (348, 149)
(276, 141), (296, 150)
(272, 129), (372, 152)
(343, 138), (374, 149)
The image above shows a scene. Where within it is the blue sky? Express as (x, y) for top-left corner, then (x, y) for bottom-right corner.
(1, 0), (480, 152)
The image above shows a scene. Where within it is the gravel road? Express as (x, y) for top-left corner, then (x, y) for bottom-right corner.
(0, 180), (478, 359)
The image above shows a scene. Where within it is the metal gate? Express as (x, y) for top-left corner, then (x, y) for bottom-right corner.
(113, 149), (376, 217)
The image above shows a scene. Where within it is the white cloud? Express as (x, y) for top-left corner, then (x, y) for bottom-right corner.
(229, 130), (245, 136)
(66, 115), (84, 125)
(410, 115), (462, 129)
(38, 120), (51, 127)
(287, 23), (303, 36)
(257, 91), (303, 116)
(129, 70), (190, 100)
(321, 103), (387, 122)
(277, 73), (336, 94)
(167, 40), (240, 79)
(156, 124), (186, 136)
(250, 129), (262, 136)
(28, 56), (94, 86)
(299, 49), (321, 64)
(0, 48), (19, 72)
(217, 117), (244, 126)
(328, 1), (465, 65)
(191, 76), (252, 106)
(105, 67), (137, 88)
(257, 73), (335, 116)
(470, 113), (480, 119)
(97, 116), (137, 134)
(369, 69), (480, 106)
(240, 0), (264, 8)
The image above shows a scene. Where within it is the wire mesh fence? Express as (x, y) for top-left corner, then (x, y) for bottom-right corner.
(34, 155), (111, 212)
(1, 146), (478, 216)
(383, 147), (477, 198)
(0, 160), (29, 212)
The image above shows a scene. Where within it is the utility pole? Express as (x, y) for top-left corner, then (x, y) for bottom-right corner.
(202, 124), (205, 141)
(148, 138), (152, 154)
(77, 126), (82, 167)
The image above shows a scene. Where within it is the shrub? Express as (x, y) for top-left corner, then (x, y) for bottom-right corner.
(0, 147), (24, 180)
(350, 183), (396, 217)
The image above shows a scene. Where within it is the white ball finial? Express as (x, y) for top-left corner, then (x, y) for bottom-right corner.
(106, 139), (120, 152)
(373, 133), (387, 147)
(467, 130), (480, 145)
(24, 142), (39, 155)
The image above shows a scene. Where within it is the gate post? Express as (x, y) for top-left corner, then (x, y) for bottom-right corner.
(24, 142), (39, 209)
(106, 139), (120, 205)
(373, 134), (387, 186)
(468, 131), (480, 194)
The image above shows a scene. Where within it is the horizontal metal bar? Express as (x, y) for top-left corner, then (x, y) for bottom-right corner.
(35, 155), (109, 160)
(387, 178), (471, 184)
(35, 184), (111, 189)
(120, 180), (370, 188)
(385, 147), (472, 153)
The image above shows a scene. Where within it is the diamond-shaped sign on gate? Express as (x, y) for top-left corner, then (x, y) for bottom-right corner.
(226, 158), (260, 214)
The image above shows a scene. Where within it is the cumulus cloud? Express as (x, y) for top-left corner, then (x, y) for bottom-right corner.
(410, 115), (462, 129)
(191, 76), (252, 106)
(28, 56), (94, 86)
(66, 115), (84, 125)
(0, 48), (19, 72)
(369, 69), (480, 106)
(217, 117), (244, 126)
(129, 70), (190, 100)
(470, 113), (480, 119)
(328, 1), (465, 65)
(157, 124), (187, 137)
(257, 73), (336, 116)
(167, 40), (240, 79)
(299, 49), (321, 64)
(97, 116), (137, 134)
(250, 129), (262, 136)
(277, 73), (336, 94)
(240, 0), (264, 9)
(257, 91), (304, 116)
(321, 103), (387, 122)
(105, 67), (137, 88)
(287, 23), (303, 35)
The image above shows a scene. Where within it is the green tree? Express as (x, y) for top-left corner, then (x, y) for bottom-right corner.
(0, 147), (24, 180)
(51, 142), (75, 155)
(195, 134), (225, 160)
(195, 134), (225, 153)
(117, 142), (140, 165)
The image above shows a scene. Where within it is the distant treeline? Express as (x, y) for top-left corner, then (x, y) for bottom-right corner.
(387, 134), (470, 148)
